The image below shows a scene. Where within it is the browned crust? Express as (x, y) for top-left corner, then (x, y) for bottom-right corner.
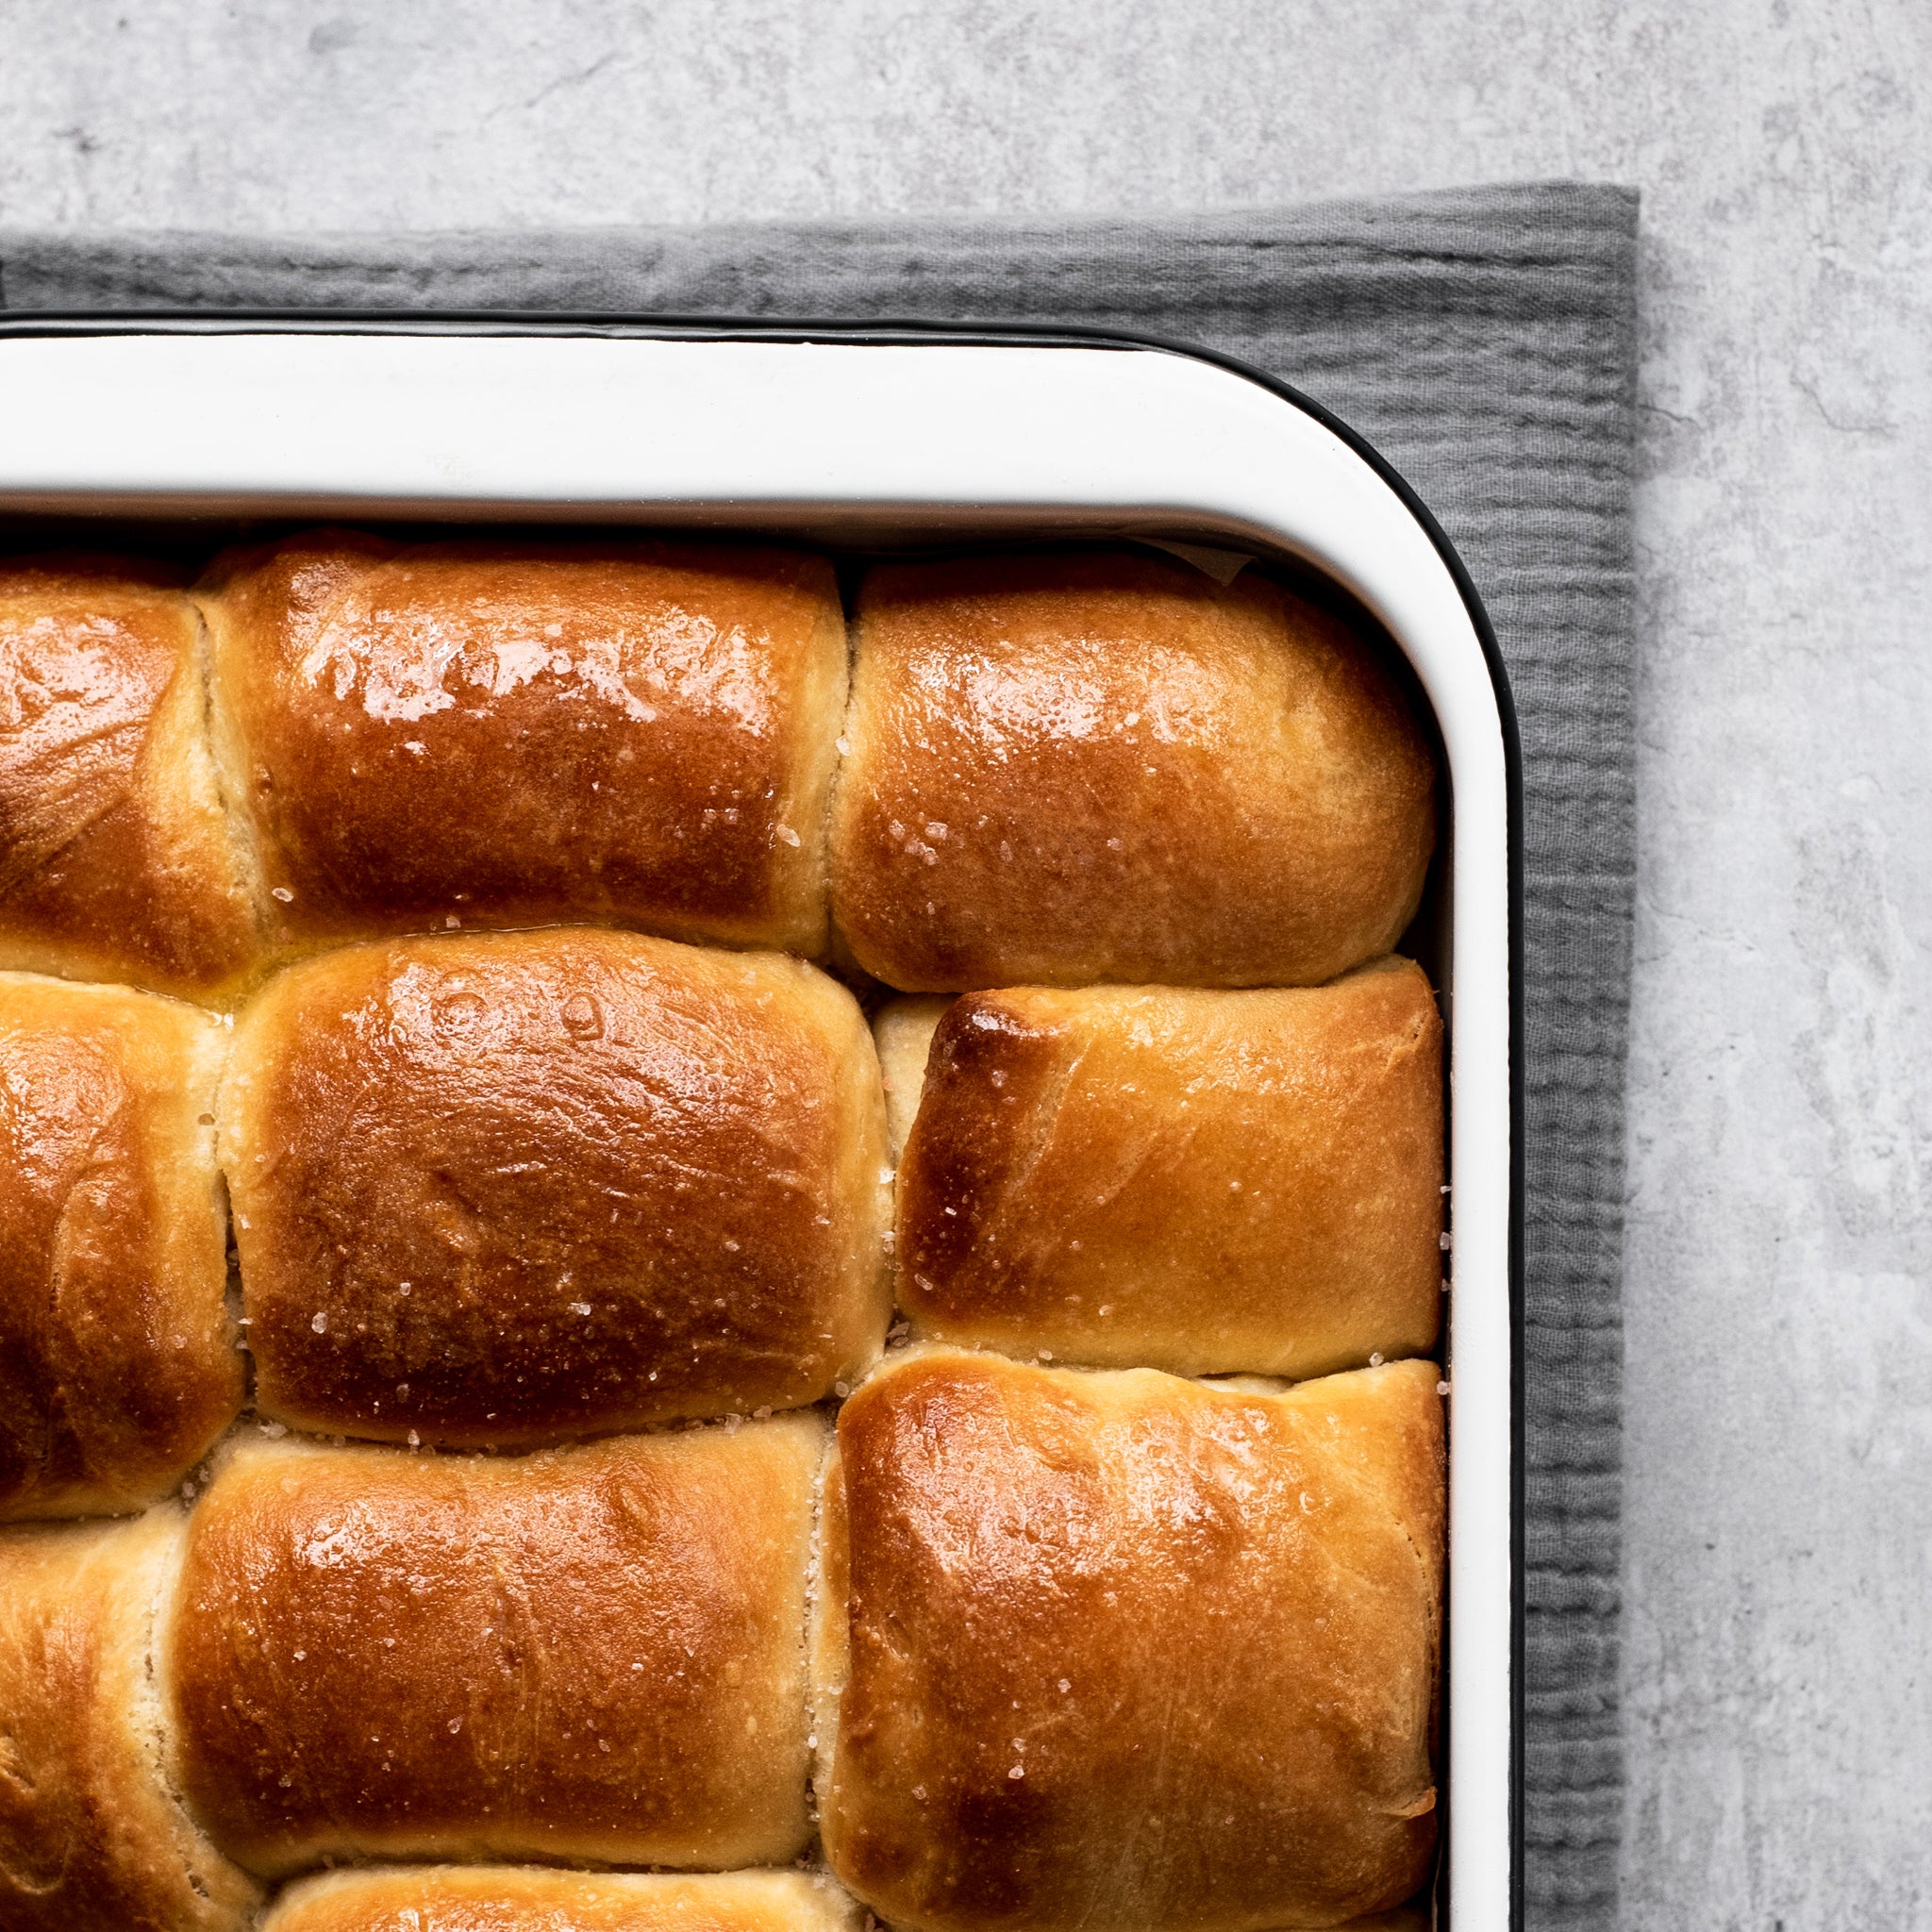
(829, 550), (1436, 991)
(0, 534), (1453, 1926)
(895, 958), (1444, 1377)
(261, 1865), (865, 1932)
(0, 974), (242, 1519)
(0, 557), (263, 998)
(221, 927), (890, 1446)
(818, 1348), (1443, 1932)
(0, 1511), (262, 1932)
(166, 1420), (824, 1876)
(197, 531), (845, 958)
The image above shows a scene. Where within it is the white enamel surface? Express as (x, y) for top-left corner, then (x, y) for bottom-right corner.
(0, 330), (1514, 1925)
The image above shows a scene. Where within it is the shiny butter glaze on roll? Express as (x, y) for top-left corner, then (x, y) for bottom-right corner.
(0, 555), (262, 998)
(830, 549), (1436, 991)
(0, 974), (242, 1520)
(221, 927), (890, 1447)
(0, 1512), (261, 1932)
(815, 1349), (1443, 1932)
(198, 531), (846, 957)
(891, 958), (1444, 1380)
(167, 1418), (824, 1877)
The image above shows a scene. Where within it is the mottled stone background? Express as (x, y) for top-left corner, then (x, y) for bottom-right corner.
(3, 4), (1928, 1924)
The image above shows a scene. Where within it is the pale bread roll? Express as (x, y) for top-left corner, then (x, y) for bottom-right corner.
(830, 550), (1435, 991)
(221, 928), (889, 1446)
(0, 974), (242, 1519)
(872, 993), (950, 1160)
(198, 531), (846, 957)
(894, 958), (1443, 1378)
(815, 1348), (1443, 1932)
(0, 1511), (261, 1931)
(167, 1418), (824, 1876)
(0, 556), (261, 998)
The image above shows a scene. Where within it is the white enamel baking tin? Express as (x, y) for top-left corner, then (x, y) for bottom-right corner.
(0, 328), (1515, 1927)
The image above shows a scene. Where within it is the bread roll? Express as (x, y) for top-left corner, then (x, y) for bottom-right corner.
(872, 994), (949, 1160)
(0, 1511), (261, 1931)
(830, 550), (1436, 991)
(167, 1417), (823, 1876)
(0, 556), (261, 998)
(262, 1867), (863, 1932)
(222, 927), (889, 1446)
(197, 531), (844, 957)
(895, 957), (1442, 1378)
(0, 974), (242, 1518)
(816, 1348), (1443, 1932)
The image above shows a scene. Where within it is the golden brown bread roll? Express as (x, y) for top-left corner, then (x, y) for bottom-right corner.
(0, 974), (242, 1519)
(873, 993), (949, 1160)
(167, 1417), (823, 1877)
(262, 1866), (864, 1932)
(895, 957), (1443, 1378)
(815, 1348), (1443, 1932)
(0, 1511), (261, 1932)
(0, 556), (261, 998)
(829, 550), (1436, 991)
(198, 531), (845, 957)
(221, 927), (889, 1446)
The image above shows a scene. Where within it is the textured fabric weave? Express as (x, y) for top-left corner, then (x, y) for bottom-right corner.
(0, 185), (1640, 1927)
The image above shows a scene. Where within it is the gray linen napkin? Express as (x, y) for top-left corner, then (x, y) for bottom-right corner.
(0, 182), (1640, 1930)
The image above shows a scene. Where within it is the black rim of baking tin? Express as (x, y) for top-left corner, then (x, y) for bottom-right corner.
(0, 306), (1528, 1930)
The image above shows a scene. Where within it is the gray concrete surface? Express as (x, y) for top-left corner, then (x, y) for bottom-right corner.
(3, 3), (1929, 1923)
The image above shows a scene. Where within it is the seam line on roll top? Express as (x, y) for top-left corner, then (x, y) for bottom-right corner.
(822, 585), (862, 967)
(188, 596), (274, 961)
(137, 1510), (258, 1924)
(801, 578), (849, 964)
(42, 1108), (121, 1507)
(802, 1425), (828, 1842)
